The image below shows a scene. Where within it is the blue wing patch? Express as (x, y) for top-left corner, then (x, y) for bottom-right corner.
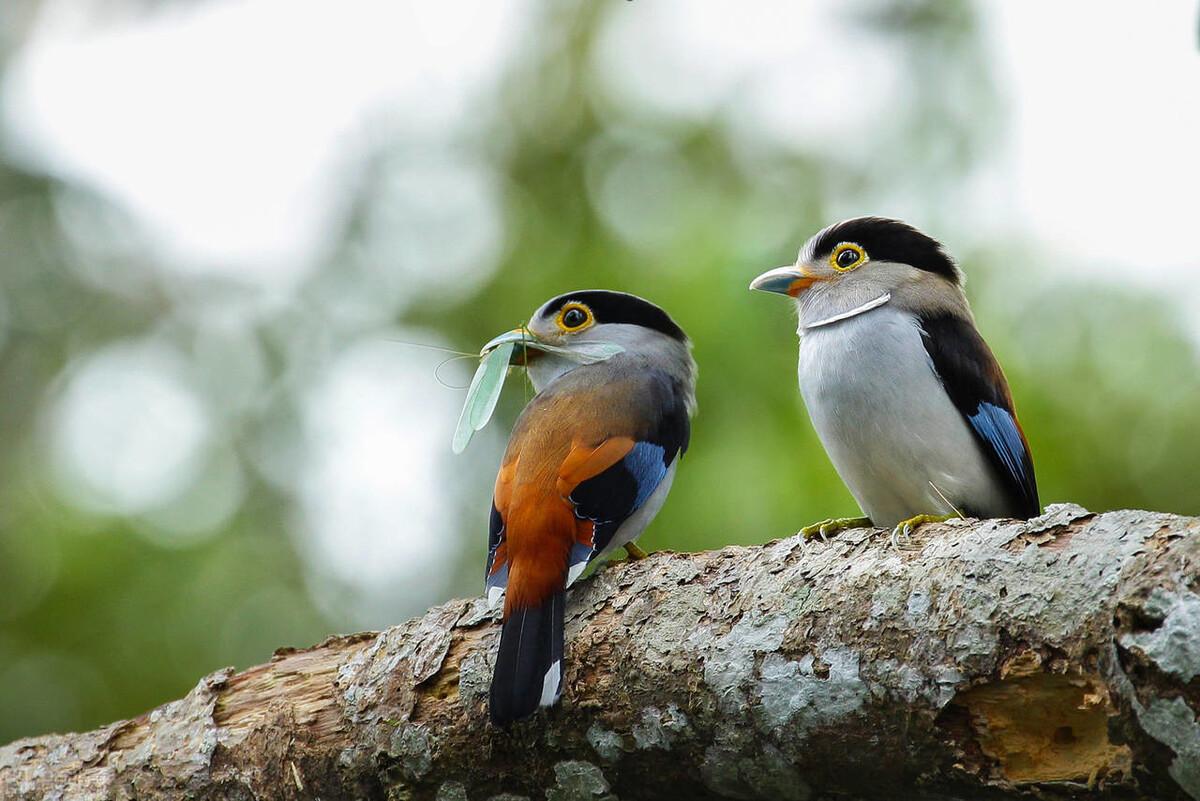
(968, 403), (1028, 490)
(565, 442), (674, 583)
(622, 442), (669, 508)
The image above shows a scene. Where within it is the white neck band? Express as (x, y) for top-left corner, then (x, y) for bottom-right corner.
(803, 292), (891, 331)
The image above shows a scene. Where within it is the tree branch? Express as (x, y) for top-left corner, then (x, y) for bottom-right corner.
(2, 505), (1199, 800)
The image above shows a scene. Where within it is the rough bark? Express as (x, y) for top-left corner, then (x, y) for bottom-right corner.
(2, 505), (1199, 801)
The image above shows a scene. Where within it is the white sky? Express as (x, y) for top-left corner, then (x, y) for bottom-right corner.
(987, 2), (1200, 284)
(5, 0), (1197, 287)
(2, 0), (520, 289)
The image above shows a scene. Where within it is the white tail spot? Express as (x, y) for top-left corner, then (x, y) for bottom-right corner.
(539, 660), (562, 707)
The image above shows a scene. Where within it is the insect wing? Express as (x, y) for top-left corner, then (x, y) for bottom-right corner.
(452, 341), (514, 454)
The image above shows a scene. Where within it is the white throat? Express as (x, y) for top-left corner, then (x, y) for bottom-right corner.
(802, 292), (891, 332)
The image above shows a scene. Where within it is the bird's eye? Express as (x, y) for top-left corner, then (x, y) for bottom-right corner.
(557, 303), (594, 332)
(831, 243), (867, 272)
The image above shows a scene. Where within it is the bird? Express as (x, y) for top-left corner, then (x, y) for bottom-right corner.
(479, 290), (696, 726)
(749, 216), (1038, 543)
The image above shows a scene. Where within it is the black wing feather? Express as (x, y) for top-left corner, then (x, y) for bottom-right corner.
(918, 312), (1039, 519)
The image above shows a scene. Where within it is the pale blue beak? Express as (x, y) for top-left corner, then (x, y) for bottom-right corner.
(749, 265), (818, 297)
(480, 328), (540, 358)
(481, 327), (555, 366)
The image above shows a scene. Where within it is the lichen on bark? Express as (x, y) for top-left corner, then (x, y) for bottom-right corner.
(1, 505), (1198, 800)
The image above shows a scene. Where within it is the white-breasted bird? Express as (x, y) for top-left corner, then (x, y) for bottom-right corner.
(480, 290), (696, 726)
(750, 217), (1039, 541)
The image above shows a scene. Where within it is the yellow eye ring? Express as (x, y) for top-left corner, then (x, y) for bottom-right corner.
(830, 242), (868, 272)
(556, 302), (594, 332)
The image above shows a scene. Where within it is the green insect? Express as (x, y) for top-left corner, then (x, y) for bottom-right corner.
(451, 334), (625, 454)
(452, 340), (515, 455)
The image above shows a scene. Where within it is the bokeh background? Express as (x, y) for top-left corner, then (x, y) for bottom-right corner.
(1, 0), (1198, 743)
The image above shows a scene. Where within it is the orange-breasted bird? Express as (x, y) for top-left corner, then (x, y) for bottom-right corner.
(480, 290), (696, 726)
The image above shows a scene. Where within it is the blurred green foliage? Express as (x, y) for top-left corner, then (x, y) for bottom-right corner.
(1, 0), (1198, 745)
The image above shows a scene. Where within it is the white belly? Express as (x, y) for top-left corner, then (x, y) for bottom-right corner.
(797, 306), (1007, 528)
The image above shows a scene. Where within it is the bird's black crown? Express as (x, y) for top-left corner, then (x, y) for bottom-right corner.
(542, 290), (688, 342)
(810, 217), (961, 283)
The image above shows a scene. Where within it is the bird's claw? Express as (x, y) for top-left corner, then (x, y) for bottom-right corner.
(623, 542), (649, 560)
(889, 522), (916, 548)
(800, 516), (873, 542)
(888, 513), (954, 549)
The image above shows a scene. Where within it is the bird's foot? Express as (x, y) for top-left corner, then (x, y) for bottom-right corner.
(889, 513), (954, 548)
(623, 542), (649, 560)
(799, 516), (873, 542)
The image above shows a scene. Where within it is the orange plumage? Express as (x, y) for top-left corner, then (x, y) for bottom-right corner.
(492, 384), (641, 615)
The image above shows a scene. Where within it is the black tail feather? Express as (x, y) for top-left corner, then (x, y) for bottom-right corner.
(489, 590), (565, 727)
